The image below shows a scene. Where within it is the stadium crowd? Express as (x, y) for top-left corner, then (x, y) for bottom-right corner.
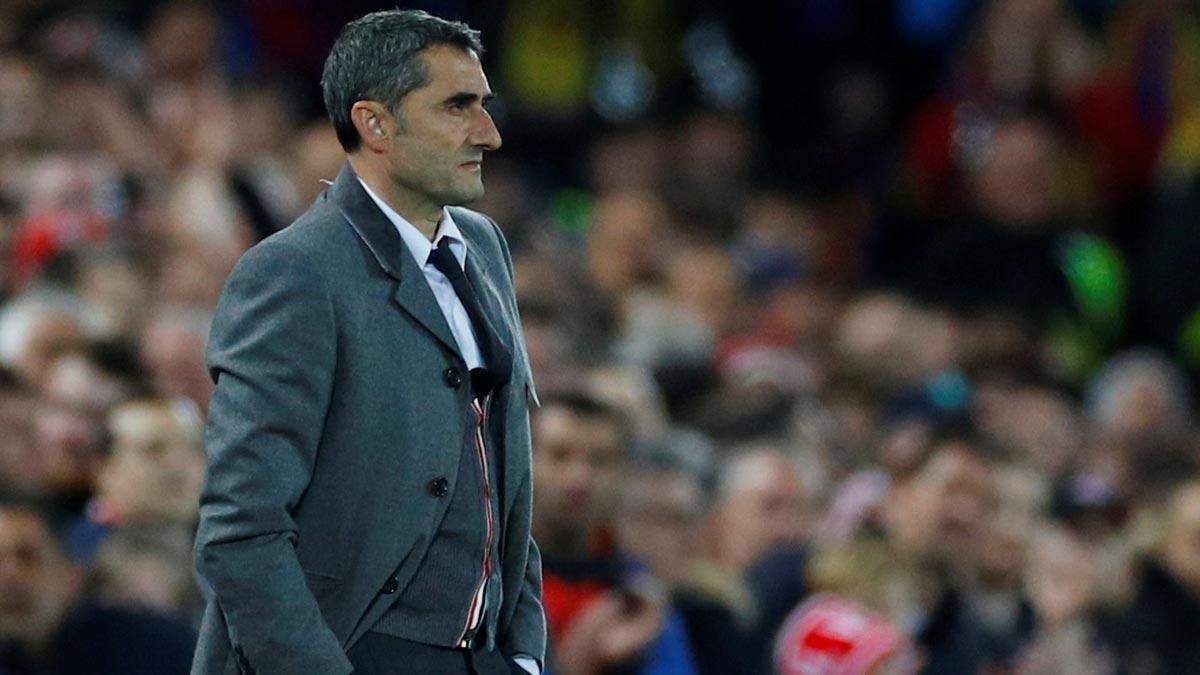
(0, 0), (1198, 673)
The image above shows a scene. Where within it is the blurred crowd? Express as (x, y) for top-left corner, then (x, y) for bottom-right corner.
(0, 0), (1198, 673)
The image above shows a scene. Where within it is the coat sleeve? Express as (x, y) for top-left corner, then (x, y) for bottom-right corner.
(193, 239), (352, 675)
(483, 213), (547, 663)
(507, 514), (548, 664)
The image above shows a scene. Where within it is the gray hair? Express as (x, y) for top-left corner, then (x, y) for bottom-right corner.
(321, 9), (483, 152)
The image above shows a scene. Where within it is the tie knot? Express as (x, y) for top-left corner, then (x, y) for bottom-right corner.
(428, 238), (463, 281)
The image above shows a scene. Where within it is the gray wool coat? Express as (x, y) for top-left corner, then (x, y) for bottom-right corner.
(190, 162), (545, 675)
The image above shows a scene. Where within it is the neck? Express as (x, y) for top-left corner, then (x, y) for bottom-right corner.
(349, 155), (441, 240)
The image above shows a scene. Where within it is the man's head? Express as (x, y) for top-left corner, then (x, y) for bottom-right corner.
(531, 392), (630, 552)
(322, 10), (500, 215)
(708, 446), (809, 573)
(0, 505), (80, 648)
(884, 434), (995, 571)
(98, 398), (206, 524)
(616, 454), (709, 585)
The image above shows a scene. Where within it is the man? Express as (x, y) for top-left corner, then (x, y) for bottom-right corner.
(531, 392), (699, 675)
(707, 446), (809, 576)
(0, 503), (196, 674)
(880, 433), (996, 674)
(192, 10), (544, 675)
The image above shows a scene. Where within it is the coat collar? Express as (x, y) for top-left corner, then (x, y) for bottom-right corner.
(328, 161), (513, 383)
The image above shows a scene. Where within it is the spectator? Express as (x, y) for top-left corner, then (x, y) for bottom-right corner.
(532, 391), (699, 675)
(0, 502), (195, 674)
(1096, 480), (1200, 674)
(617, 441), (756, 675)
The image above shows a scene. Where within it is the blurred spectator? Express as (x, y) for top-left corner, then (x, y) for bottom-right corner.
(532, 391), (699, 675)
(707, 446), (810, 576)
(91, 524), (199, 616)
(138, 306), (213, 412)
(617, 438), (756, 675)
(1017, 525), (1106, 675)
(904, 117), (1076, 319)
(94, 397), (205, 527)
(0, 502), (195, 674)
(1086, 348), (1194, 437)
(968, 465), (1045, 669)
(880, 433), (996, 674)
(1095, 480), (1200, 674)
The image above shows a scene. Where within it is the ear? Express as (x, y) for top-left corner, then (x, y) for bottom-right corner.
(350, 100), (393, 154)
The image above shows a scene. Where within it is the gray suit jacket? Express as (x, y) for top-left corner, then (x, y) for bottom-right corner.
(191, 163), (545, 675)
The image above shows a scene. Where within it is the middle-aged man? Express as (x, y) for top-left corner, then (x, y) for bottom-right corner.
(191, 10), (545, 675)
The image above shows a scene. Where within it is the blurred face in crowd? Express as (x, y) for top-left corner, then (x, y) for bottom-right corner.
(977, 467), (1044, 588)
(664, 242), (739, 328)
(30, 353), (126, 498)
(1025, 526), (1094, 627)
(617, 469), (705, 584)
(0, 508), (80, 647)
(886, 440), (994, 569)
(1163, 482), (1200, 595)
(32, 402), (105, 500)
(972, 120), (1058, 230)
(355, 45), (501, 221)
(144, 0), (219, 81)
(976, 384), (1080, 473)
(587, 191), (668, 297)
(140, 314), (214, 411)
(99, 400), (205, 524)
(711, 449), (808, 573)
(532, 403), (626, 549)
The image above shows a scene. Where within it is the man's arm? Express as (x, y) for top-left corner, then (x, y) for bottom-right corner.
(476, 211), (547, 667)
(194, 240), (352, 675)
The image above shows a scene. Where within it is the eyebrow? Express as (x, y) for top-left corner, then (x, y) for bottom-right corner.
(442, 91), (495, 107)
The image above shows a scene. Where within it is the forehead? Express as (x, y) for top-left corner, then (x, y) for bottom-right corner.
(414, 44), (489, 95)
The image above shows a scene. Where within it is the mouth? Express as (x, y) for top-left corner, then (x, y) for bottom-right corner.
(460, 159), (483, 170)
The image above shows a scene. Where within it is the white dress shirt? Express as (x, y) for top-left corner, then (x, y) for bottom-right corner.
(358, 178), (540, 675)
(358, 178), (484, 370)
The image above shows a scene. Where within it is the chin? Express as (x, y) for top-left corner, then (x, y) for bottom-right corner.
(437, 181), (482, 205)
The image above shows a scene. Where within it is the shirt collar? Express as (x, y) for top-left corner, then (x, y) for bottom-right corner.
(357, 176), (467, 270)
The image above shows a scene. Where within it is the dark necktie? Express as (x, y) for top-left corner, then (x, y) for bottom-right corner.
(427, 238), (508, 390)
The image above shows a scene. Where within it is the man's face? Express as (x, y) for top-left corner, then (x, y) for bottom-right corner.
(532, 407), (625, 536)
(617, 471), (704, 583)
(887, 443), (994, 567)
(712, 452), (809, 572)
(385, 44), (501, 210)
(99, 402), (205, 523)
(0, 509), (79, 645)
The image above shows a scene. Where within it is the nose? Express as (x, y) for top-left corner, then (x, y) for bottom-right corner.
(471, 109), (502, 151)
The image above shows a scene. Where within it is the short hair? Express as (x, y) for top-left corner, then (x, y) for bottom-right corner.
(321, 9), (484, 152)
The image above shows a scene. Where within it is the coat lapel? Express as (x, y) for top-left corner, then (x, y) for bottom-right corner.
(460, 236), (514, 386)
(329, 162), (461, 360)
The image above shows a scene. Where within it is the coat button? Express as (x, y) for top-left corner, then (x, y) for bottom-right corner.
(381, 576), (399, 594)
(443, 367), (462, 389)
(428, 476), (450, 497)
